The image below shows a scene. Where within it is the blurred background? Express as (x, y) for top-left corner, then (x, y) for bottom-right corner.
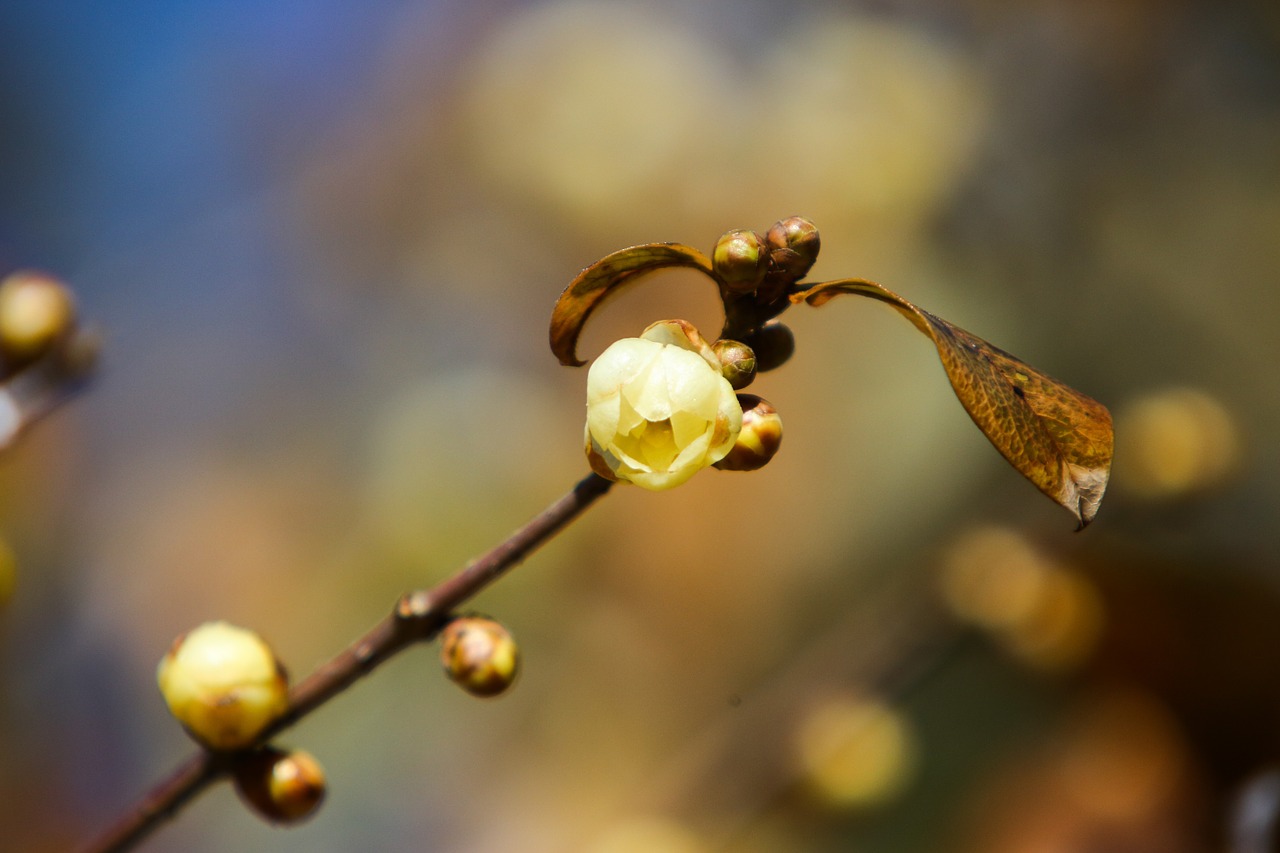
(2, 1), (1279, 850)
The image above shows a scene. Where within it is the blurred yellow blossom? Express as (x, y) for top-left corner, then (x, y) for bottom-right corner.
(1116, 387), (1241, 499)
(795, 695), (918, 809)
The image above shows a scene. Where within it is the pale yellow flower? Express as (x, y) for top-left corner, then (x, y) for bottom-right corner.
(585, 320), (742, 490)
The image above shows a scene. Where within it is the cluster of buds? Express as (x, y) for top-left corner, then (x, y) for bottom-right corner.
(156, 613), (524, 830)
(157, 622), (329, 824)
(0, 270), (97, 450)
(713, 217), (815, 372)
(581, 217), (821, 490)
(713, 216), (821, 303)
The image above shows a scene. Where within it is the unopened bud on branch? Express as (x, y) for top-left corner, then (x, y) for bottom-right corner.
(715, 395), (782, 471)
(713, 229), (770, 294)
(440, 616), (520, 698)
(234, 747), (327, 824)
(765, 216), (821, 282)
(156, 621), (289, 750)
(712, 339), (757, 390)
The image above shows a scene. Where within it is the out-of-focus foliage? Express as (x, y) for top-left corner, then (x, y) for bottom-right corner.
(1, 1), (1278, 851)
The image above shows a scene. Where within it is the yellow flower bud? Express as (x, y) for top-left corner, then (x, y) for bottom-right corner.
(585, 320), (743, 490)
(712, 339), (757, 390)
(714, 395), (782, 471)
(156, 621), (289, 750)
(440, 616), (520, 697)
(234, 747), (327, 824)
(712, 229), (770, 294)
(0, 271), (77, 362)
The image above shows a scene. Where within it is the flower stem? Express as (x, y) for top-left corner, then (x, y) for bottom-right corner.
(79, 472), (614, 853)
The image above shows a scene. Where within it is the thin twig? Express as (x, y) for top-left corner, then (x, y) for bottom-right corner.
(79, 471), (614, 853)
(0, 330), (99, 450)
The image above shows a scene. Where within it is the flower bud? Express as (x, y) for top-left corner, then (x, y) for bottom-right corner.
(741, 322), (795, 372)
(157, 621), (289, 750)
(440, 616), (520, 697)
(712, 339), (757, 390)
(714, 395), (782, 471)
(712, 229), (770, 294)
(0, 271), (77, 362)
(765, 216), (821, 281)
(234, 747), (327, 824)
(585, 320), (743, 490)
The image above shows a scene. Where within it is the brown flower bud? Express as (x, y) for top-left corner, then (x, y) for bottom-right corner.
(765, 216), (821, 282)
(712, 229), (770, 294)
(715, 395), (782, 471)
(234, 747), (327, 824)
(741, 322), (795, 372)
(0, 271), (77, 362)
(440, 616), (520, 697)
(712, 339), (757, 390)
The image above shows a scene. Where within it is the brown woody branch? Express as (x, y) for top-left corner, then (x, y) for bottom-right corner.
(80, 471), (615, 853)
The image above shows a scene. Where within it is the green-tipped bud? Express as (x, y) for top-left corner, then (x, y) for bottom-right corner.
(742, 322), (795, 372)
(234, 747), (327, 824)
(712, 229), (770, 294)
(0, 271), (77, 363)
(715, 395), (782, 471)
(712, 339), (757, 390)
(765, 216), (821, 282)
(156, 621), (290, 750)
(441, 616), (520, 698)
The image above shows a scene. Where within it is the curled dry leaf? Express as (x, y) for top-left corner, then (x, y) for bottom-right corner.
(549, 243), (716, 366)
(793, 279), (1113, 527)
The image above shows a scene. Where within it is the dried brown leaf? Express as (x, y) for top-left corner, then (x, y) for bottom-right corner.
(794, 279), (1113, 527)
(549, 243), (715, 366)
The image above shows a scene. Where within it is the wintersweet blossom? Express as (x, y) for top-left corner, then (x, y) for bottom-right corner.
(585, 320), (742, 490)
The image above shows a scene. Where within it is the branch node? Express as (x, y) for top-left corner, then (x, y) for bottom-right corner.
(396, 590), (434, 622)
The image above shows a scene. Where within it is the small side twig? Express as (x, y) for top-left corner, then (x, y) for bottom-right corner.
(0, 330), (99, 451)
(80, 471), (614, 853)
